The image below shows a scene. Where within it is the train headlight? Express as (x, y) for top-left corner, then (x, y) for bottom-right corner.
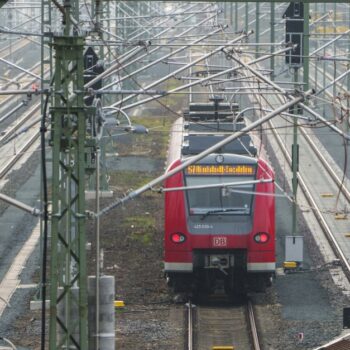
(254, 232), (269, 243)
(171, 232), (186, 243)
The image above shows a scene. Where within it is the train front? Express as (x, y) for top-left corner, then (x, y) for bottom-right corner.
(164, 153), (275, 296)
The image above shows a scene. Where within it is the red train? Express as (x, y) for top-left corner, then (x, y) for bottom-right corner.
(163, 102), (275, 296)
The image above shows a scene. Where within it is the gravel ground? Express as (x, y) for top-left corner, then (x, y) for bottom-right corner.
(0, 150), (42, 349)
(256, 125), (350, 350)
(116, 304), (184, 350)
(0, 104), (349, 349)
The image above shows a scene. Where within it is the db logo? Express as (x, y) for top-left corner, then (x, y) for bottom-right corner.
(213, 236), (227, 247)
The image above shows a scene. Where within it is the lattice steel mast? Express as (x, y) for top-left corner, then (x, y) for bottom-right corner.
(48, 0), (90, 348)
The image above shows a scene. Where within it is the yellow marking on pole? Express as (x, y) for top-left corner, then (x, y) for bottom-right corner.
(335, 214), (347, 220)
(344, 234), (350, 238)
(320, 193), (334, 198)
(114, 300), (125, 308)
(283, 261), (297, 269)
(212, 347), (234, 350)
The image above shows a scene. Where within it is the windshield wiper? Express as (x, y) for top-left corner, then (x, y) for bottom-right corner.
(201, 208), (248, 220)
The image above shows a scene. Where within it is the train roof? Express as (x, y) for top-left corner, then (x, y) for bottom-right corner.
(183, 102), (239, 122)
(180, 101), (257, 157)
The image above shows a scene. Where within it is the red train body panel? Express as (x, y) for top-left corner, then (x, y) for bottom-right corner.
(163, 101), (276, 295)
(164, 152), (275, 295)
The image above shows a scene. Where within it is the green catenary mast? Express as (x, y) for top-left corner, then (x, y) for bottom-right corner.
(49, 0), (90, 348)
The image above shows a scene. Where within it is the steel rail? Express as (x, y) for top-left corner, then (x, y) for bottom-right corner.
(242, 83), (350, 204)
(0, 37), (32, 57)
(247, 300), (261, 350)
(0, 62), (45, 143)
(242, 64), (350, 276)
(0, 120), (41, 199)
(277, 62), (350, 202)
(268, 114), (350, 275)
(0, 102), (40, 144)
(1, 60), (41, 91)
(0, 101), (42, 216)
(298, 126), (350, 203)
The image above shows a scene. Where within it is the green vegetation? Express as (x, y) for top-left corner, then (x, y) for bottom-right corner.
(116, 115), (174, 159)
(121, 216), (156, 245)
(108, 170), (154, 190)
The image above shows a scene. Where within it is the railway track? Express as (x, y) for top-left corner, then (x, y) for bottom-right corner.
(238, 56), (350, 280)
(185, 299), (261, 350)
(0, 95), (44, 179)
(266, 100), (350, 275)
(0, 42), (52, 177)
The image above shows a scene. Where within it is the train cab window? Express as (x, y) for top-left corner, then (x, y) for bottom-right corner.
(185, 175), (254, 216)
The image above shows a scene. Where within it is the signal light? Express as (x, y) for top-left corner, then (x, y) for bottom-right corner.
(171, 233), (186, 243)
(254, 232), (269, 243)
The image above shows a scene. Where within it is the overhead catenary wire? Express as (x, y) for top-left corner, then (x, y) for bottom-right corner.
(96, 90), (313, 217)
(116, 43), (292, 112)
(241, 54), (350, 215)
(81, 2), (214, 119)
(224, 49), (350, 141)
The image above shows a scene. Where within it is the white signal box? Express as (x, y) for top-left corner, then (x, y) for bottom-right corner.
(285, 236), (303, 264)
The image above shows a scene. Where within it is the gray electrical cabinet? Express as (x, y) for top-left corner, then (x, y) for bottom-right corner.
(285, 236), (303, 263)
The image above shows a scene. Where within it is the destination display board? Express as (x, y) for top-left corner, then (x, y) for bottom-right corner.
(186, 164), (255, 176)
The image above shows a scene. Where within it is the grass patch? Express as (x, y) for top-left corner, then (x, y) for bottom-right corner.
(115, 115), (174, 159)
(122, 216), (156, 245)
(109, 170), (154, 190)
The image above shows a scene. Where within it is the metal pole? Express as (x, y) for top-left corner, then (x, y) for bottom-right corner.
(255, 2), (260, 58)
(333, 2), (337, 99)
(303, 1), (310, 92)
(270, 2), (275, 80)
(348, 4), (350, 143)
(245, 2), (248, 33)
(0, 57), (41, 79)
(314, 3), (318, 92)
(323, 2), (327, 118)
(0, 193), (41, 215)
(49, 35), (88, 350)
(310, 30), (350, 56)
(95, 147), (100, 350)
(235, 2), (238, 32)
(292, 68), (299, 235)
(315, 67), (350, 96)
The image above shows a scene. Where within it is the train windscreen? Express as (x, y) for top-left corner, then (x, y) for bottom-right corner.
(185, 175), (254, 216)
